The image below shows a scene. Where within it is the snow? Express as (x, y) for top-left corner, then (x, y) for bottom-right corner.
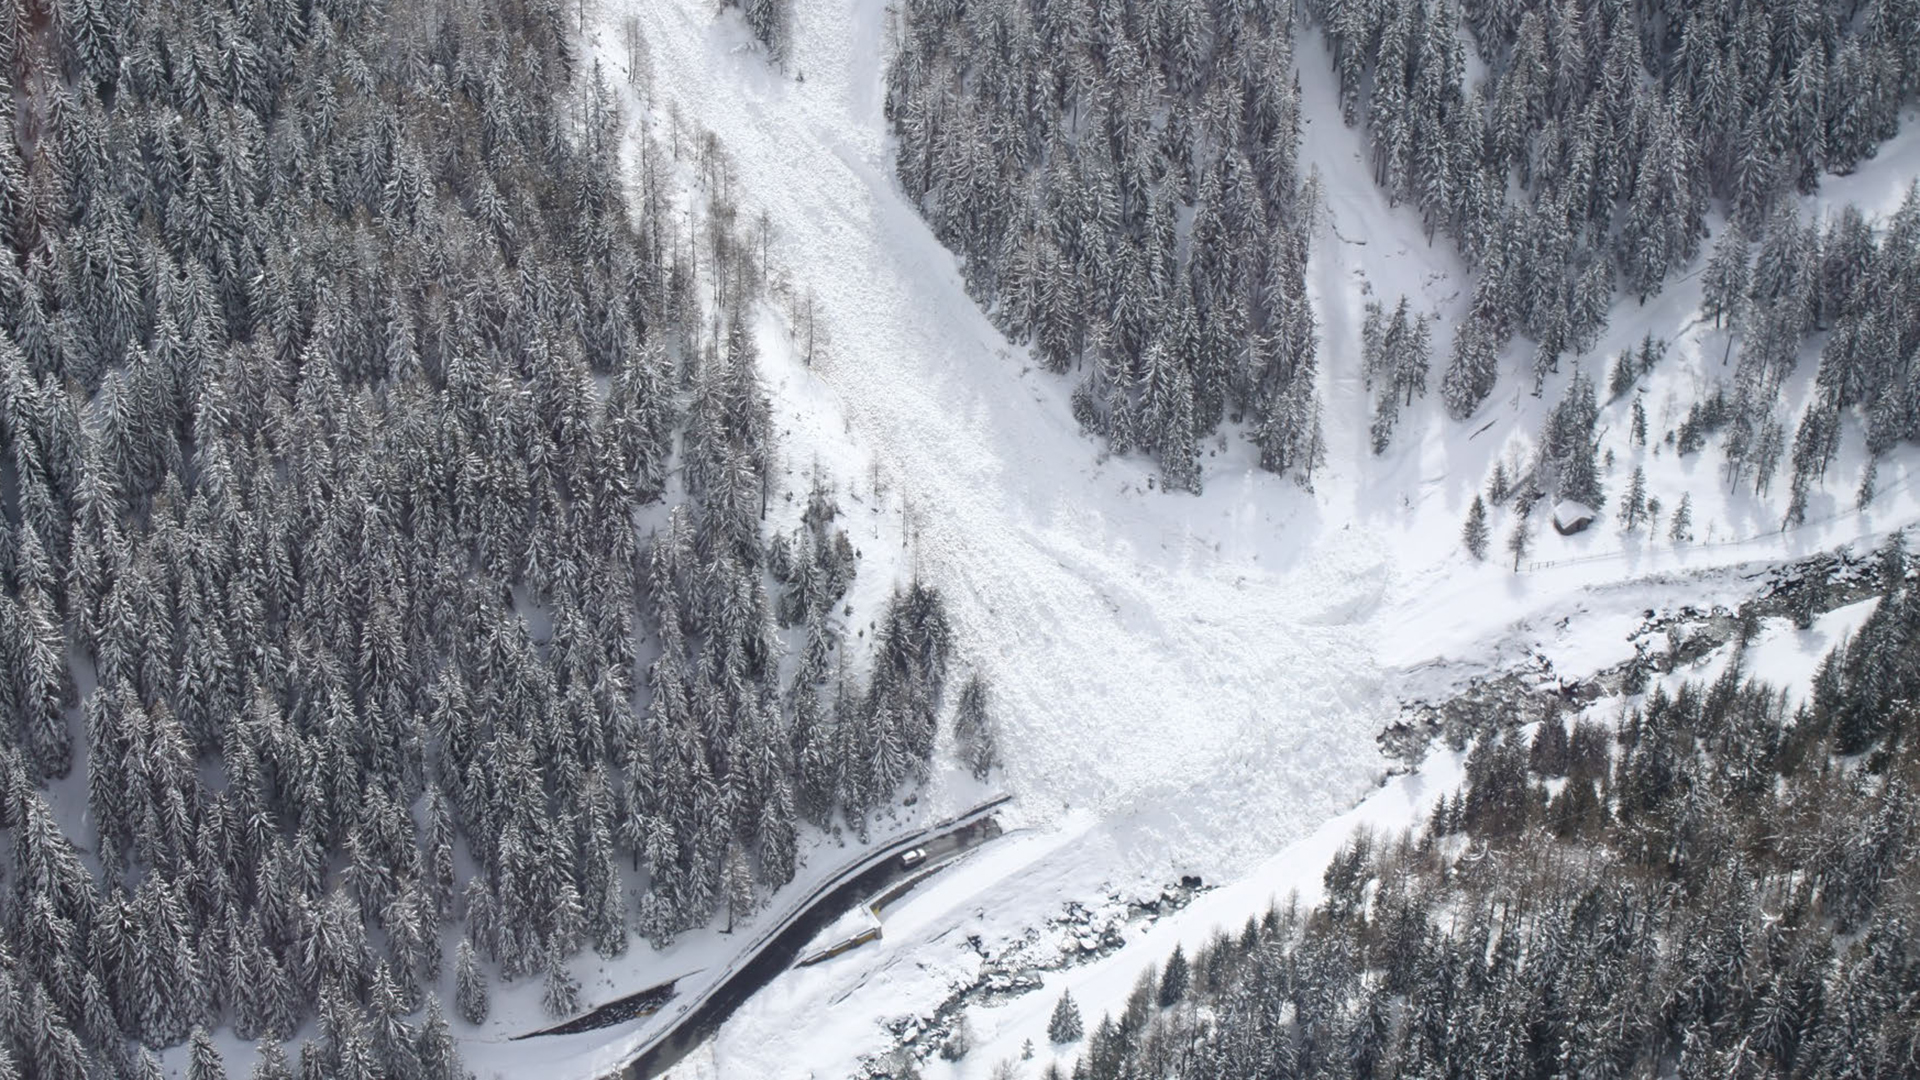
(798, 900), (881, 963)
(612, 0), (1396, 890)
(1534, 605), (1648, 680)
(31, 0), (1910, 1076)
(897, 591), (1890, 1080)
(916, 753), (1464, 1080)
(672, 755), (1463, 1079)
(1552, 501), (1598, 532)
(1717, 596), (1881, 704)
(547, 2), (1920, 1077)
(443, 793), (1011, 1078)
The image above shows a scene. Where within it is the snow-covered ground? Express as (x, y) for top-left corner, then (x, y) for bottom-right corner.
(702, 750), (1466, 1079)
(616, 0), (1399, 897)
(906, 583), (1887, 1080)
(515, 1), (1920, 1076)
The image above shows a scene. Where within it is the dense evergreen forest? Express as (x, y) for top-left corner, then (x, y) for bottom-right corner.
(1319, 0), (1920, 498)
(1032, 538), (1919, 1080)
(887, 0), (1328, 491)
(1470, 180), (1920, 551)
(1306, 0), (1920, 413)
(0, 0), (983, 1074)
(887, 0), (1920, 492)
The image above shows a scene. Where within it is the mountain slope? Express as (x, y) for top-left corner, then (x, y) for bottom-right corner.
(615, 0), (1395, 882)
(597, 0), (1920, 1075)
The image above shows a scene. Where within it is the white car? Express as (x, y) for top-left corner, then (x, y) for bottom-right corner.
(900, 847), (927, 868)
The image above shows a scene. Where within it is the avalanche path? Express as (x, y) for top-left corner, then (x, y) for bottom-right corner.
(585, 2), (1920, 1077)
(615, 0), (1393, 880)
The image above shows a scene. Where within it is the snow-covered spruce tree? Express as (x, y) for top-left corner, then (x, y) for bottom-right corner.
(1669, 493), (1694, 543)
(1462, 495), (1490, 560)
(952, 674), (1000, 782)
(726, 0), (791, 61)
(541, 954), (581, 1020)
(1158, 944), (1189, 1007)
(1607, 351), (1636, 401)
(453, 942), (488, 1028)
(188, 1028), (226, 1080)
(1440, 313), (1500, 419)
(1702, 229), (1751, 331)
(722, 843), (757, 933)
(1365, 296), (1432, 453)
(1535, 372), (1604, 511)
(1857, 458), (1878, 509)
(1621, 467), (1647, 531)
(250, 1041), (292, 1080)
(1507, 515), (1532, 572)
(1047, 990), (1083, 1043)
(1486, 461), (1511, 504)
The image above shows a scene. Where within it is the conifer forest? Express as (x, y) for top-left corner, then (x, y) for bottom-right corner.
(2, 0), (1919, 1074)
(0, 0), (965, 1073)
(1029, 540), (1920, 1080)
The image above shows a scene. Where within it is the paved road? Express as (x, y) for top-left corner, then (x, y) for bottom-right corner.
(619, 796), (1011, 1078)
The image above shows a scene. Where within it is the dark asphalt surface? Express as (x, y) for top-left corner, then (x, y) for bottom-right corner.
(622, 801), (1007, 1078)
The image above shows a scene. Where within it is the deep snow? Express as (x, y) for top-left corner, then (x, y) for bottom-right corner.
(614, 0), (1398, 889)
(519, 0), (1920, 1076)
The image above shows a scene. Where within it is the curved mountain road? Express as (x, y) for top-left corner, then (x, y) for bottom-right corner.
(615, 796), (1011, 1078)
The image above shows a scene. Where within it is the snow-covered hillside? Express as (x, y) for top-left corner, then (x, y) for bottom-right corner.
(614, 0), (1397, 880)
(897, 581), (1896, 1080)
(563, 0), (1920, 1075)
